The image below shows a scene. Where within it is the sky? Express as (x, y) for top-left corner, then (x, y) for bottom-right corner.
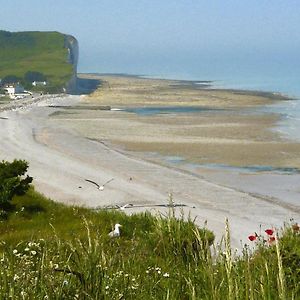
(1, 0), (300, 81)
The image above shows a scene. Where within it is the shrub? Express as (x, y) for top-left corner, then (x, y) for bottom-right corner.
(0, 160), (32, 210)
(1, 75), (22, 85)
(24, 71), (46, 83)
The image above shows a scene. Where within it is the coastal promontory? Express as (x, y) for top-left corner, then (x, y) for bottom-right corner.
(0, 30), (78, 93)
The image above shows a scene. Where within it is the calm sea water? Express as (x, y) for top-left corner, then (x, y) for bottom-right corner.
(125, 106), (225, 115)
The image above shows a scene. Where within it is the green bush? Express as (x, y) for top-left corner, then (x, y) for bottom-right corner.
(1, 75), (22, 85)
(0, 160), (32, 210)
(24, 71), (46, 83)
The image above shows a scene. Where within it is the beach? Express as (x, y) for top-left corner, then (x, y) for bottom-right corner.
(0, 74), (299, 248)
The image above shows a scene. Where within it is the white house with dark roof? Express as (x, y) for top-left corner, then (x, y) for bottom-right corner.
(32, 81), (47, 86)
(4, 83), (26, 99)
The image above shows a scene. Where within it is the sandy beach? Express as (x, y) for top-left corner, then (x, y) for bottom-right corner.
(0, 75), (299, 248)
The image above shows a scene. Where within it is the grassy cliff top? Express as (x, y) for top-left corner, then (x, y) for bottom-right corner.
(0, 30), (74, 92)
(0, 188), (298, 299)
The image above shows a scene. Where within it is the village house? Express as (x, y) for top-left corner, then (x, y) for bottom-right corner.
(32, 81), (47, 86)
(4, 83), (24, 94)
(3, 83), (29, 99)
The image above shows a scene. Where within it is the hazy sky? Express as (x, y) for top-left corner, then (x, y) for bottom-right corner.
(1, 0), (300, 79)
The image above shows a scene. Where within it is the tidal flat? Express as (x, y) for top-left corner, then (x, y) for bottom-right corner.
(57, 74), (300, 169)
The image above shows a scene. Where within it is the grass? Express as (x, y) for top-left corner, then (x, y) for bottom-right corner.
(0, 188), (299, 299)
(0, 31), (74, 91)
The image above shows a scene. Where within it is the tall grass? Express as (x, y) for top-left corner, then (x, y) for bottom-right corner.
(0, 189), (299, 299)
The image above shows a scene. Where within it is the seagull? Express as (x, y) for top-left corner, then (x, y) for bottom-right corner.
(85, 178), (114, 191)
(116, 203), (133, 211)
(108, 223), (122, 238)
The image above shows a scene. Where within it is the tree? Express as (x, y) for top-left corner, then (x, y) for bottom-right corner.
(1, 75), (22, 85)
(0, 160), (33, 209)
(24, 71), (46, 83)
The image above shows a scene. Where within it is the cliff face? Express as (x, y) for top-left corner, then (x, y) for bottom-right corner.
(64, 35), (79, 93)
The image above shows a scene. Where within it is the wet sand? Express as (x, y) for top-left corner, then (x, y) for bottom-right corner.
(66, 74), (300, 168)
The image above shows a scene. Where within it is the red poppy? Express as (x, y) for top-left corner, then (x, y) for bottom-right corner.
(265, 229), (274, 236)
(268, 237), (276, 243)
(248, 235), (257, 241)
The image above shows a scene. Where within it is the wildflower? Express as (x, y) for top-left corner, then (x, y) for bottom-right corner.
(62, 280), (68, 286)
(248, 235), (257, 241)
(163, 273), (170, 278)
(292, 223), (300, 232)
(24, 248), (29, 252)
(13, 249), (18, 254)
(146, 270), (150, 274)
(105, 285), (109, 290)
(268, 237), (276, 244)
(31, 250), (37, 256)
(13, 274), (19, 281)
(265, 229), (274, 236)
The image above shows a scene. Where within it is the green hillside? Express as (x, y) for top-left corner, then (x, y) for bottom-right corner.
(0, 159), (299, 299)
(0, 30), (75, 92)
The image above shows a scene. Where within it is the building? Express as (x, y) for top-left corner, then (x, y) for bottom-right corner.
(32, 81), (47, 86)
(4, 83), (25, 99)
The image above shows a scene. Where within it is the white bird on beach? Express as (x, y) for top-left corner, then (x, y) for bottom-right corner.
(108, 223), (122, 238)
(85, 178), (114, 191)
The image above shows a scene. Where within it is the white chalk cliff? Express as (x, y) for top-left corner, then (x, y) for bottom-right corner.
(64, 34), (79, 93)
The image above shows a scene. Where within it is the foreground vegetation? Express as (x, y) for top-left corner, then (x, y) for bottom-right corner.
(0, 30), (74, 92)
(0, 160), (299, 299)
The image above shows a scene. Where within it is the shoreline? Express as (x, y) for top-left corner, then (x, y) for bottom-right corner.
(79, 72), (293, 103)
(0, 75), (299, 248)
